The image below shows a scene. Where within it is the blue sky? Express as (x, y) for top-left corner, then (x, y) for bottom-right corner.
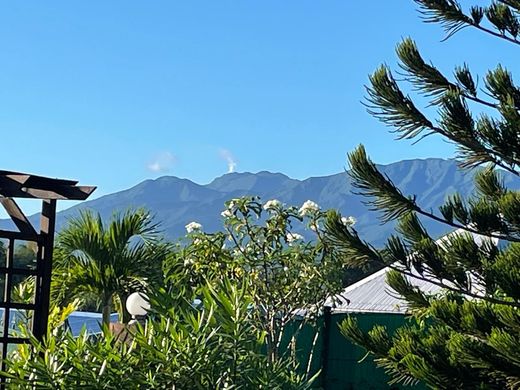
(0, 1), (516, 214)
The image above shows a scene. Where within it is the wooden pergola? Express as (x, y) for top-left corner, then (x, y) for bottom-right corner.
(0, 170), (95, 366)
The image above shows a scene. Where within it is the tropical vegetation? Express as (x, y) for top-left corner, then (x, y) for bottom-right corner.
(5, 1), (520, 387)
(1, 197), (347, 388)
(164, 196), (347, 363)
(52, 209), (169, 325)
(4, 280), (314, 389)
(325, 0), (520, 388)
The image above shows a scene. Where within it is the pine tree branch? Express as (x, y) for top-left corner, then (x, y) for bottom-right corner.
(326, 213), (520, 307)
(465, 94), (500, 110)
(366, 68), (520, 175)
(497, 0), (520, 12)
(396, 38), (498, 109)
(386, 262), (520, 308)
(348, 146), (520, 242)
(326, 214), (520, 307)
(415, 0), (520, 46)
(472, 22), (520, 45)
(415, 203), (520, 243)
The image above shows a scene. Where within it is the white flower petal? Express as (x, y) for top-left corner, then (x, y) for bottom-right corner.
(185, 221), (202, 233)
(263, 199), (281, 211)
(298, 200), (319, 216)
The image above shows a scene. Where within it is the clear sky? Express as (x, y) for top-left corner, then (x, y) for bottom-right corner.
(0, 1), (516, 215)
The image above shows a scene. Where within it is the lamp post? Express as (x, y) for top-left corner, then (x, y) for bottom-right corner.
(126, 292), (150, 325)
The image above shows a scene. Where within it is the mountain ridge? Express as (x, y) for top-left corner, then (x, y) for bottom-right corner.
(1, 158), (518, 247)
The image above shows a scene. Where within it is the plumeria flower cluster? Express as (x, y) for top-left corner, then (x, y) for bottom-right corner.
(221, 209), (233, 218)
(220, 198), (238, 218)
(263, 199), (282, 211)
(299, 200), (319, 217)
(286, 232), (303, 244)
(185, 221), (202, 233)
(227, 198), (239, 209)
(341, 216), (356, 227)
(221, 197), (262, 220)
(169, 195), (349, 352)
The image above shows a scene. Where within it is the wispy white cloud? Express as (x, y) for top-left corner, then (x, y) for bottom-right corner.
(147, 151), (176, 173)
(219, 149), (237, 173)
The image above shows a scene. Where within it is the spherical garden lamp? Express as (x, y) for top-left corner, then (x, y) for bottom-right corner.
(126, 292), (150, 324)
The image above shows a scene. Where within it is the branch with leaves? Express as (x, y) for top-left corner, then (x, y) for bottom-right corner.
(326, 1), (520, 388)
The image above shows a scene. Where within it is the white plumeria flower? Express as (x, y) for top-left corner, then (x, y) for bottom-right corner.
(286, 232), (303, 243)
(227, 198), (240, 209)
(221, 209), (233, 218)
(185, 221), (202, 233)
(341, 216), (356, 226)
(263, 199), (281, 211)
(299, 200), (319, 216)
(183, 258), (194, 266)
(310, 221), (319, 232)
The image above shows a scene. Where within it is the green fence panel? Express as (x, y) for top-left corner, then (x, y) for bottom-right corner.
(283, 312), (427, 390)
(279, 317), (324, 382)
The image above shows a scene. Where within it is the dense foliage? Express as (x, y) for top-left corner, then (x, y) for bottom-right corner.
(325, 0), (520, 388)
(0, 241), (38, 292)
(52, 209), (169, 325)
(4, 280), (314, 389)
(163, 196), (347, 363)
(2, 197), (347, 388)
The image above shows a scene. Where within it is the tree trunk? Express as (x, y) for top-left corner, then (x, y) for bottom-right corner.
(118, 292), (131, 323)
(102, 296), (112, 326)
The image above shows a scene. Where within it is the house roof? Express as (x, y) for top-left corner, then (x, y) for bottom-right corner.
(0, 309), (118, 337)
(67, 311), (119, 336)
(328, 228), (498, 314)
(327, 266), (440, 314)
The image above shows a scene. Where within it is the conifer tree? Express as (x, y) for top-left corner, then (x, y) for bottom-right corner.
(325, 1), (520, 388)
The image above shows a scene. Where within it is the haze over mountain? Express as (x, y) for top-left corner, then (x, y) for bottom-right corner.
(2, 158), (519, 247)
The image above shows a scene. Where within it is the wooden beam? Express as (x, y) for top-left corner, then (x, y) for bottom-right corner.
(0, 302), (36, 310)
(3, 173), (31, 185)
(0, 229), (41, 241)
(0, 336), (30, 344)
(0, 175), (95, 200)
(0, 267), (37, 276)
(21, 187), (68, 200)
(46, 184), (96, 200)
(23, 174), (78, 187)
(22, 185), (96, 200)
(1, 171), (78, 187)
(0, 198), (37, 237)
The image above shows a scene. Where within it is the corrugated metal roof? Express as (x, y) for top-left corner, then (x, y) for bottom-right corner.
(327, 267), (440, 314)
(67, 312), (119, 336)
(0, 309), (119, 337)
(328, 228), (497, 314)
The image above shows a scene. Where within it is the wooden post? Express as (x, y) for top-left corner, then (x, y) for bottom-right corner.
(33, 199), (56, 340)
(321, 306), (332, 388)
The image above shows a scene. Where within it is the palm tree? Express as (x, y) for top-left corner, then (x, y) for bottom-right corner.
(54, 209), (169, 325)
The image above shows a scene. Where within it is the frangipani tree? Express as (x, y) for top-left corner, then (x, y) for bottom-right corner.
(163, 196), (351, 364)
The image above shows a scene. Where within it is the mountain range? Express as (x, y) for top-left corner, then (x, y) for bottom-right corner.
(2, 158), (519, 247)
